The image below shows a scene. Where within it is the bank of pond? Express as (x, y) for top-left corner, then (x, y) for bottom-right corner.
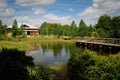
(0, 39), (120, 80)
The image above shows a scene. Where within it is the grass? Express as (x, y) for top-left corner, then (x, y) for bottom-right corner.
(0, 37), (74, 52)
(49, 62), (64, 71)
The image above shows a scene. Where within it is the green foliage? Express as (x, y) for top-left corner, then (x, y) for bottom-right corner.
(0, 20), (7, 38)
(111, 16), (120, 38)
(79, 19), (87, 28)
(70, 20), (77, 36)
(95, 15), (113, 38)
(40, 22), (63, 37)
(28, 65), (52, 80)
(77, 19), (89, 37)
(12, 19), (19, 38)
(67, 50), (120, 80)
(62, 24), (71, 36)
(18, 23), (26, 38)
(67, 50), (96, 80)
(0, 48), (34, 80)
(87, 55), (120, 80)
(0, 14), (119, 38)
(91, 32), (99, 38)
(40, 22), (48, 35)
(95, 14), (120, 38)
(40, 20), (94, 37)
(40, 15), (120, 38)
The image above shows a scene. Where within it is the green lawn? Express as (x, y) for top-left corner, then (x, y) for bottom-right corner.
(0, 38), (74, 52)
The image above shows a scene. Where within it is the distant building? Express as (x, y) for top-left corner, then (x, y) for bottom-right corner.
(7, 23), (40, 37)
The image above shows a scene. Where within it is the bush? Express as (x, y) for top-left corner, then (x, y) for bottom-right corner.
(28, 65), (52, 80)
(0, 48), (34, 80)
(67, 50), (120, 80)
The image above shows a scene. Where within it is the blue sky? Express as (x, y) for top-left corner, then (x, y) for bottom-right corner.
(0, 0), (120, 26)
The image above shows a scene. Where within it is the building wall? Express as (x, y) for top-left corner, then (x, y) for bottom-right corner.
(7, 28), (12, 37)
(7, 28), (40, 37)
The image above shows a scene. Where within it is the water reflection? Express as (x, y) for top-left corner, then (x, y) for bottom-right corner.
(28, 42), (118, 65)
(28, 42), (74, 65)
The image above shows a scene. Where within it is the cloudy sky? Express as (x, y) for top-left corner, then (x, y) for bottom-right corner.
(0, 0), (120, 26)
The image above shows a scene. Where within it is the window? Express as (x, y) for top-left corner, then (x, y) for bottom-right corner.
(27, 31), (30, 35)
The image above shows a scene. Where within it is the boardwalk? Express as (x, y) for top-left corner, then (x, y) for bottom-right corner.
(74, 37), (120, 53)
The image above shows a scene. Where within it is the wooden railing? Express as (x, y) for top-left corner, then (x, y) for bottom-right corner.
(74, 37), (120, 45)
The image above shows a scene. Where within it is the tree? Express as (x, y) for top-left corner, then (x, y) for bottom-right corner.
(87, 24), (93, 36)
(2, 24), (7, 37)
(70, 20), (77, 37)
(51, 23), (62, 36)
(95, 15), (113, 38)
(12, 19), (18, 38)
(0, 20), (3, 37)
(19, 23), (26, 37)
(62, 24), (71, 36)
(77, 19), (88, 37)
(40, 22), (48, 35)
(0, 20), (7, 38)
(111, 16), (120, 38)
(79, 19), (87, 28)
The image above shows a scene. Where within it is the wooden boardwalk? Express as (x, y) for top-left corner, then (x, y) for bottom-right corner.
(74, 37), (120, 53)
(75, 37), (120, 47)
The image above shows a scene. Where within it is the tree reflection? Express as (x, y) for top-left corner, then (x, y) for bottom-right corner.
(40, 42), (63, 57)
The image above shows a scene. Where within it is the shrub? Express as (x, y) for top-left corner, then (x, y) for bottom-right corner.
(0, 48), (34, 80)
(28, 65), (52, 80)
(67, 50), (120, 80)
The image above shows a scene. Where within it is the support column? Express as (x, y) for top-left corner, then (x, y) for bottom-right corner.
(109, 46), (112, 54)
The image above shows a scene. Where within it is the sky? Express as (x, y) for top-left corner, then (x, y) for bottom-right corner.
(0, 0), (120, 26)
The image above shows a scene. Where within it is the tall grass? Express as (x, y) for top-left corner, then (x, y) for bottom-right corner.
(0, 37), (74, 51)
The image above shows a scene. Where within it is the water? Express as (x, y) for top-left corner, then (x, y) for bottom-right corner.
(28, 42), (75, 65)
(28, 42), (119, 65)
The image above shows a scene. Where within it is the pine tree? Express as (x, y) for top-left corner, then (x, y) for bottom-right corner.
(77, 19), (87, 37)
(12, 19), (18, 38)
(3, 24), (7, 37)
(0, 20), (3, 37)
(70, 20), (77, 36)
(0, 20), (7, 38)
(19, 23), (25, 37)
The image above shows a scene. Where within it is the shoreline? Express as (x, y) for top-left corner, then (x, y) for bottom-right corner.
(0, 38), (74, 51)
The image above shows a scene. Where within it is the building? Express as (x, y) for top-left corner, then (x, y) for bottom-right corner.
(7, 23), (40, 37)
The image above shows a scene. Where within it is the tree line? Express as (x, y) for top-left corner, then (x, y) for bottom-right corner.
(40, 19), (93, 37)
(0, 15), (120, 39)
(0, 19), (25, 39)
(40, 15), (120, 38)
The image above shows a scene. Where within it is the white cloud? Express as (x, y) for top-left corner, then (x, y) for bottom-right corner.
(12, 14), (71, 26)
(0, 0), (7, 8)
(78, 0), (120, 25)
(32, 8), (45, 15)
(69, 8), (73, 11)
(13, 16), (29, 21)
(12, 16), (45, 26)
(0, 0), (15, 17)
(7, 13), (71, 26)
(44, 13), (70, 21)
(0, 8), (15, 17)
(43, 13), (71, 24)
(16, 0), (55, 7)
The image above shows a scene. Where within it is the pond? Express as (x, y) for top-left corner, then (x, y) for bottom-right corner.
(28, 42), (77, 65)
(28, 42), (119, 65)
